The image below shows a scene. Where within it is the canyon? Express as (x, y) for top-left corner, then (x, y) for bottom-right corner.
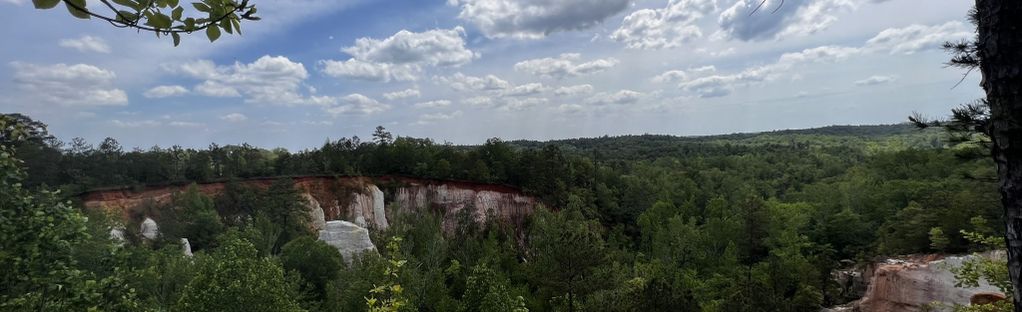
(81, 176), (539, 261)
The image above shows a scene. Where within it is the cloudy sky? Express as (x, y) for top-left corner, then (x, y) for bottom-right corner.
(0, 0), (983, 150)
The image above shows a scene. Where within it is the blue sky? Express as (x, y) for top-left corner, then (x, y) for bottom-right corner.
(0, 0), (984, 150)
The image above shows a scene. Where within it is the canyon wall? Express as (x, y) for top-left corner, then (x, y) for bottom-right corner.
(829, 252), (1006, 312)
(80, 176), (539, 232)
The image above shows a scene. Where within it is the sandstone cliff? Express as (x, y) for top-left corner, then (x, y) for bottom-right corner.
(829, 253), (1006, 312)
(81, 176), (538, 233)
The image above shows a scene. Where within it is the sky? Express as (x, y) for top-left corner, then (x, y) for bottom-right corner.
(0, 0), (984, 150)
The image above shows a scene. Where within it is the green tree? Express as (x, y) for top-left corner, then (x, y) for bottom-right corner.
(280, 237), (344, 301)
(528, 207), (606, 312)
(175, 235), (304, 312)
(0, 116), (140, 310)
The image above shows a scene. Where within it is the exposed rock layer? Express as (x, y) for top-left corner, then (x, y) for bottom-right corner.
(836, 253), (1005, 312)
(81, 176), (538, 232)
(318, 220), (376, 263)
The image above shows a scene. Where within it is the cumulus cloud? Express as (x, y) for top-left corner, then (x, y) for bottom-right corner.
(194, 80), (241, 97)
(220, 113), (248, 122)
(718, 0), (855, 41)
(611, 0), (715, 49)
(854, 75), (895, 86)
(383, 88), (421, 100)
(651, 65), (716, 83)
(10, 62), (128, 107)
(415, 100), (452, 108)
(553, 84), (594, 96)
(319, 59), (418, 82)
(59, 35), (111, 53)
(448, 0), (630, 39)
(502, 82), (548, 97)
(865, 21), (971, 55)
(143, 85), (189, 98)
(675, 45), (857, 97)
(325, 94), (390, 115)
(585, 90), (643, 105)
(514, 53), (619, 79)
(173, 56), (318, 105)
(111, 120), (161, 128)
(434, 73), (511, 91)
(321, 27), (475, 82)
(343, 27), (476, 66)
(416, 110), (463, 125)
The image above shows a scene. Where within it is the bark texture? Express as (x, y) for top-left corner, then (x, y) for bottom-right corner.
(975, 0), (1022, 310)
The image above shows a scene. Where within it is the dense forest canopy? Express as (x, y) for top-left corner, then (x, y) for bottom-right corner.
(0, 114), (1004, 311)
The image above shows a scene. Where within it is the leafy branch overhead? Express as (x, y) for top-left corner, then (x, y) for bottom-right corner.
(31, 0), (259, 46)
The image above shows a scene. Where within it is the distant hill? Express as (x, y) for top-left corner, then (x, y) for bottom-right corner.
(508, 123), (948, 160)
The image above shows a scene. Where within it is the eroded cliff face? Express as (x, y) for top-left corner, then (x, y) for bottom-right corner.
(81, 176), (539, 232)
(831, 253), (1006, 312)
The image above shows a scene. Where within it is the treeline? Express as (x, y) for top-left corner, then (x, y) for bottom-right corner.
(1, 114), (1003, 311)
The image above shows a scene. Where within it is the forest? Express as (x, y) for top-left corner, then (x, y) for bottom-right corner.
(0, 113), (1005, 311)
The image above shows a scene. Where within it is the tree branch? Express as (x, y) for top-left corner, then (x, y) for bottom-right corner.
(60, 0), (245, 34)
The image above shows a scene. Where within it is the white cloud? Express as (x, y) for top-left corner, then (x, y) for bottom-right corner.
(585, 90), (643, 105)
(448, 0), (630, 39)
(10, 62), (128, 107)
(554, 84), (594, 96)
(168, 121), (204, 127)
(434, 73), (511, 91)
(319, 59), (418, 82)
(321, 27), (476, 83)
(194, 81), (241, 97)
(343, 27), (476, 67)
(383, 88), (421, 100)
(58, 35), (111, 53)
(502, 82), (548, 97)
(415, 99), (452, 108)
(865, 21), (971, 55)
(611, 0), (715, 49)
(651, 65), (716, 83)
(718, 0), (855, 41)
(416, 110), (463, 124)
(325, 94), (390, 115)
(143, 85), (189, 98)
(514, 53), (619, 79)
(854, 75), (896, 86)
(111, 120), (160, 128)
(675, 45), (859, 97)
(174, 56), (319, 105)
(220, 113), (248, 122)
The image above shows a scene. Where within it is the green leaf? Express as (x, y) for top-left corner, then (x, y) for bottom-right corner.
(153, 13), (172, 28)
(110, 0), (139, 10)
(32, 0), (60, 9)
(116, 10), (139, 22)
(172, 6), (183, 20)
(64, 0), (90, 19)
(168, 0), (179, 8)
(205, 24), (220, 42)
(231, 18), (241, 35)
(192, 2), (210, 12)
(172, 33), (181, 47)
(221, 18), (233, 34)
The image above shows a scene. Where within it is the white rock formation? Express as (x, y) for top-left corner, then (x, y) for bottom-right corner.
(302, 193), (327, 231)
(856, 252), (1005, 311)
(317, 220), (377, 264)
(348, 185), (388, 230)
(140, 217), (159, 240)
(109, 227), (126, 243)
(181, 238), (193, 257)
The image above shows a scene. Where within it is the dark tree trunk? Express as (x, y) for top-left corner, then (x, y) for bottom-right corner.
(975, 0), (1022, 310)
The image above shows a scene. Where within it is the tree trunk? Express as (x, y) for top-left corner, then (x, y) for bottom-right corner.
(975, 0), (1022, 310)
